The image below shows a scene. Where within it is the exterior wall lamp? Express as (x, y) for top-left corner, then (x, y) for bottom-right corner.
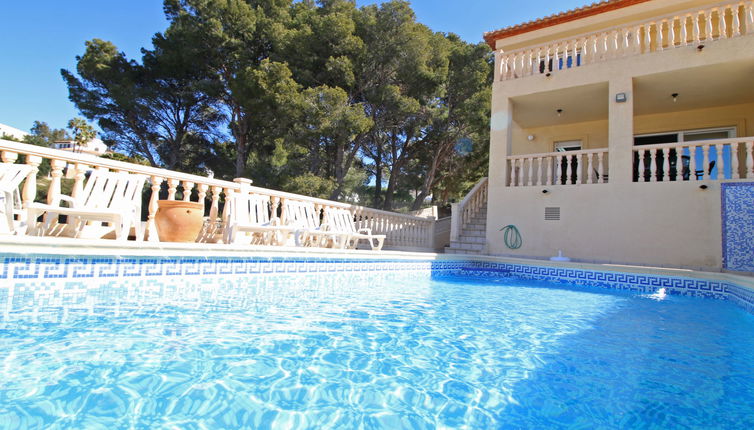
(615, 92), (627, 103)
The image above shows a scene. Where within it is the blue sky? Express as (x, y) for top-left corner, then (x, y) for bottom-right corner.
(0, 0), (587, 133)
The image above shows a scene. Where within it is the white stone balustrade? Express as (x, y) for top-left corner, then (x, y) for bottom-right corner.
(507, 149), (609, 187)
(450, 177), (488, 242)
(633, 137), (754, 182)
(0, 139), (435, 251)
(496, 1), (754, 81)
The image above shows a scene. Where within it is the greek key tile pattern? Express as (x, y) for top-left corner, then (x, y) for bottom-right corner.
(0, 254), (751, 313)
(454, 261), (753, 313)
(722, 182), (754, 272)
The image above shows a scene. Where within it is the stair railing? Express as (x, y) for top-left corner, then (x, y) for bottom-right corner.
(450, 177), (488, 242)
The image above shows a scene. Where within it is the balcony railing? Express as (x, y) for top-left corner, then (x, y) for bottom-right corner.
(507, 148), (609, 187)
(497, 0), (754, 81)
(0, 139), (435, 251)
(450, 177), (487, 242)
(633, 137), (754, 182)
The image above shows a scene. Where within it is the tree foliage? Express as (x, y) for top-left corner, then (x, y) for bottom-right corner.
(62, 0), (491, 210)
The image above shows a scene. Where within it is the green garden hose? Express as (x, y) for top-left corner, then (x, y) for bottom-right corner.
(500, 225), (522, 249)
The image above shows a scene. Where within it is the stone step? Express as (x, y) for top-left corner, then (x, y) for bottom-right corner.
(460, 229), (485, 238)
(449, 241), (485, 251)
(455, 235), (486, 244)
(462, 223), (486, 232)
(444, 247), (483, 255)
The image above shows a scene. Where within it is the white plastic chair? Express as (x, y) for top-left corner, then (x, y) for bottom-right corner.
(27, 170), (147, 241)
(282, 200), (350, 248)
(323, 207), (385, 250)
(223, 192), (293, 245)
(0, 163), (32, 235)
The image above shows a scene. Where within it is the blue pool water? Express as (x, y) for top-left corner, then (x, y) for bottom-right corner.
(0, 272), (753, 429)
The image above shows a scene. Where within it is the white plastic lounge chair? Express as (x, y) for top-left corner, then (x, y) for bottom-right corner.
(323, 207), (385, 251)
(0, 163), (32, 235)
(27, 170), (147, 241)
(282, 200), (350, 248)
(223, 192), (293, 245)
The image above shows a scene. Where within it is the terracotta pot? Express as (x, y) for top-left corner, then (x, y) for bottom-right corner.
(155, 200), (204, 242)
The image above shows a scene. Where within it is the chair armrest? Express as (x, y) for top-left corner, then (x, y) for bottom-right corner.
(269, 217), (281, 226)
(319, 222), (332, 231)
(58, 195), (76, 208)
(357, 228), (372, 235)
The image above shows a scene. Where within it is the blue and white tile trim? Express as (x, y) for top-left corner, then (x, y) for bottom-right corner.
(455, 260), (754, 314)
(0, 254), (752, 314)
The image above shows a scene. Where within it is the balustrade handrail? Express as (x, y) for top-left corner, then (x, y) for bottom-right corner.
(498, 0), (754, 80)
(457, 177), (488, 208)
(0, 138), (434, 250)
(0, 139), (235, 189)
(631, 136), (752, 151)
(507, 148), (608, 159)
(502, 0), (747, 57)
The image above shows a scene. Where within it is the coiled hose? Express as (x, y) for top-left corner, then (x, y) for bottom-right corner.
(500, 225), (522, 249)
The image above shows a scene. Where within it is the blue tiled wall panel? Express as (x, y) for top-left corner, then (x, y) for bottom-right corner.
(722, 182), (754, 272)
(0, 255), (752, 313)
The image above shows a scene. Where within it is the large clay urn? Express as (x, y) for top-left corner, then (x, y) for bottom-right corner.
(155, 200), (204, 242)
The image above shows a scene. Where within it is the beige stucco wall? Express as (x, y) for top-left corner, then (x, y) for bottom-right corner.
(486, 182), (722, 269)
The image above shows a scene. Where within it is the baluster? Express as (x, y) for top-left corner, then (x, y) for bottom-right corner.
(694, 11), (702, 42)
(208, 185), (221, 224)
(526, 158), (533, 186)
(731, 142), (740, 179)
(535, 48), (542, 74)
(639, 150), (648, 182)
(545, 157), (553, 185)
(47, 159), (65, 206)
(146, 176), (163, 242)
(675, 145), (685, 181)
(509, 158), (515, 186)
(544, 46), (551, 73)
(22, 156), (41, 208)
(681, 14), (690, 44)
(1, 150), (17, 164)
(500, 54), (508, 80)
(745, 140), (754, 178)
(649, 150), (657, 182)
(182, 181), (194, 201)
(566, 155), (574, 185)
(167, 178), (178, 200)
(696, 145), (708, 180)
(548, 44), (560, 71)
(662, 148), (670, 182)
(556, 155), (563, 185)
(573, 153), (581, 184)
(719, 7), (728, 38)
(597, 152), (605, 183)
(669, 17), (677, 46)
(587, 34), (596, 62)
(197, 183), (208, 218)
(733, 4), (741, 36)
(634, 26), (642, 54)
(587, 153), (594, 184)
(748, 1), (754, 34)
(706, 9), (714, 40)
(645, 23), (653, 52)
(657, 20), (665, 50)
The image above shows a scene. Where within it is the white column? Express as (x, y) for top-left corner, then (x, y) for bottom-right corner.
(609, 77), (635, 184)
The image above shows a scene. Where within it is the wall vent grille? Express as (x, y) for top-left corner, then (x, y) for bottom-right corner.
(545, 207), (561, 221)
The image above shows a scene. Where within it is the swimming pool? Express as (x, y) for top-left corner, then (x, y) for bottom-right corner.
(0, 254), (753, 429)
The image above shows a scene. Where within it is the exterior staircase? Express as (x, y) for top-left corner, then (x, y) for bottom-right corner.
(445, 177), (488, 255)
(445, 203), (487, 255)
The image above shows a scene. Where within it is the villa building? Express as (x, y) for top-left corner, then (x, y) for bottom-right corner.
(52, 138), (108, 156)
(452, 0), (754, 271)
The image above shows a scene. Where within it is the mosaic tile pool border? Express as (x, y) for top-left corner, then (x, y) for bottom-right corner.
(0, 254), (752, 313)
(455, 261), (754, 313)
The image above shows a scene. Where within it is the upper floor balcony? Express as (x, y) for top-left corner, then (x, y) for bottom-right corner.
(492, 0), (754, 82)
